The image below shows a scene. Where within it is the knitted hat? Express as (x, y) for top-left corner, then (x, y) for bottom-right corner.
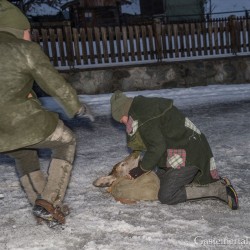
(0, 0), (30, 38)
(110, 90), (133, 122)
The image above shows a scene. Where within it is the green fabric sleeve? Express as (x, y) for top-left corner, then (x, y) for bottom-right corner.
(26, 42), (81, 118)
(139, 122), (167, 171)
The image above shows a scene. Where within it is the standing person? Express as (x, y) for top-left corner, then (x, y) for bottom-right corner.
(0, 0), (94, 226)
(110, 91), (238, 210)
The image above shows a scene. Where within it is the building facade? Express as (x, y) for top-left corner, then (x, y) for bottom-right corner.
(61, 0), (131, 27)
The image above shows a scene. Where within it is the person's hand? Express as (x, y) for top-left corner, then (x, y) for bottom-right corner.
(75, 103), (95, 122)
(128, 162), (146, 179)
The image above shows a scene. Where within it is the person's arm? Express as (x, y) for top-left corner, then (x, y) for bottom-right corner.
(26, 42), (82, 118)
(140, 125), (166, 171)
(129, 122), (166, 178)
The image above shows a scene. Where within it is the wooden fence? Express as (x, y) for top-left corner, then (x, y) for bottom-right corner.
(31, 17), (250, 68)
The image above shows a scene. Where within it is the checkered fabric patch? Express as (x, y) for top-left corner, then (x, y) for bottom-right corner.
(210, 157), (219, 179)
(166, 149), (186, 169)
(185, 118), (201, 135)
(126, 116), (138, 136)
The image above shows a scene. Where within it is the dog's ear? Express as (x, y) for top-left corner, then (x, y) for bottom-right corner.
(92, 175), (117, 187)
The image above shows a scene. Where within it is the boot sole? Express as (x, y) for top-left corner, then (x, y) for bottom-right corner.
(221, 177), (231, 186)
(35, 199), (65, 224)
(226, 185), (239, 210)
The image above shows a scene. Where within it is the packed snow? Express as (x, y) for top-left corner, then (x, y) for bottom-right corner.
(0, 83), (250, 250)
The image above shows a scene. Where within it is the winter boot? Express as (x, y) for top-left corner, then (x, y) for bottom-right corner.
(33, 203), (55, 222)
(221, 177), (239, 210)
(33, 200), (68, 227)
(33, 207), (63, 228)
(40, 158), (73, 207)
(33, 159), (73, 224)
(20, 170), (46, 205)
(33, 202), (70, 228)
(185, 178), (238, 210)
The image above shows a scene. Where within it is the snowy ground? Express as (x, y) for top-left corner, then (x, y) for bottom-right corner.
(1, 84), (250, 250)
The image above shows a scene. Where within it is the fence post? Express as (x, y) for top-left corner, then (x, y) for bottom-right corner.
(79, 28), (88, 65)
(228, 16), (241, 55)
(57, 28), (66, 66)
(41, 29), (49, 57)
(208, 20), (213, 55)
(141, 25), (148, 60)
(147, 25), (155, 60)
(248, 19), (250, 52)
(128, 26), (136, 61)
(241, 18), (247, 52)
(115, 26), (123, 62)
(64, 26), (75, 68)
(167, 24), (173, 58)
(153, 20), (163, 62)
(87, 27), (95, 64)
(173, 24), (179, 58)
(122, 26), (129, 62)
(101, 27), (109, 63)
(134, 26), (142, 61)
(108, 27), (116, 63)
(49, 28), (58, 66)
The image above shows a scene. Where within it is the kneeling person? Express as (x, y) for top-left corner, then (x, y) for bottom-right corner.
(110, 91), (238, 210)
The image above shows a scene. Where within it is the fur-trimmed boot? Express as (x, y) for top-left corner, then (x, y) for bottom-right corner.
(185, 178), (238, 210)
(20, 170), (46, 205)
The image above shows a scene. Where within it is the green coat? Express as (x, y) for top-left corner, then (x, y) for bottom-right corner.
(0, 32), (81, 152)
(127, 96), (218, 184)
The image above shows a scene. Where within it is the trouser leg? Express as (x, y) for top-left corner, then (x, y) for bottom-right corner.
(31, 120), (76, 164)
(157, 166), (198, 205)
(20, 170), (46, 205)
(7, 149), (46, 205)
(185, 180), (228, 202)
(29, 120), (76, 207)
(7, 149), (40, 177)
(6, 120), (76, 208)
(41, 159), (73, 207)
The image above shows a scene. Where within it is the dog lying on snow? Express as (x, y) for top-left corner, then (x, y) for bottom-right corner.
(92, 151), (160, 203)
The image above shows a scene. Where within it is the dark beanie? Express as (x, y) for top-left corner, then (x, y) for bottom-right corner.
(0, 0), (30, 37)
(110, 90), (133, 122)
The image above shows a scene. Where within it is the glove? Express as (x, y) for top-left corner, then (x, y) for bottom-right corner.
(75, 103), (95, 122)
(129, 162), (146, 179)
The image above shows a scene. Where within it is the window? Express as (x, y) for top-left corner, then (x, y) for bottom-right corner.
(85, 12), (92, 18)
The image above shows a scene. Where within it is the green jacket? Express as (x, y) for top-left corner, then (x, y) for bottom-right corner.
(127, 96), (217, 184)
(0, 32), (81, 152)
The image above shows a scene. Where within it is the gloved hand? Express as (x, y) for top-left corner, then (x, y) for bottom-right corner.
(129, 162), (146, 179)
(75, 103), (95, 122)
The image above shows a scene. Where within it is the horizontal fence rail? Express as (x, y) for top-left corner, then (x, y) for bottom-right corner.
(31, 17), (250, 69)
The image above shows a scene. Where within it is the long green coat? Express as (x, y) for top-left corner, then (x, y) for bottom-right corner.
(0, 32), (81, 152)
(127, 96), (219, 184)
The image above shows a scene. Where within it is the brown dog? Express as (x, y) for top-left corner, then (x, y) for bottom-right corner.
(92, 151), (140, 187)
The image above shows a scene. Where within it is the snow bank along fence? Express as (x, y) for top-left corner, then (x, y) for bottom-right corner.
(31, 17), (250, 69)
